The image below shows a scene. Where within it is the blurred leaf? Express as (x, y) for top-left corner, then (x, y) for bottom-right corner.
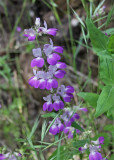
(106, 5), (114, 26)
(29, 116), (39, 139)
(41, 112), (57, 118)
(95, 85), (114, 117)
(107, 35), (114, 54)
(73, 139), (89, 148)
(100, 57), (114, 85)
(104, 125), (114, 132)
(78, 92), (99, 108)
(71, 122), (84, 132)
(41, 120), (47, 141)
(86, 18), (110, 58)
(110, 154), (114, 160)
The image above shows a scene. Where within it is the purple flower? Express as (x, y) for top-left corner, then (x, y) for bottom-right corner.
(64, 126), (77, 139)
(28, 70), (39, 88)
(47, 53), (61, 65)
(89, 151), (103, 160)
(0, 154), (6, 160)
(38, 21), (57, 36)
(31, 48), (44, 68)
(91, 137), (104, 145)
(73, 106), (88, 112)
(57, 85), (74, 102)
(79, 144), (88, 153)
(24, 29), (36, 41)
(49, 118), (64, 135)
(28, 70), (47, 89)
(0, 152), (21, 160)
(16, 26), (21, 32)
(48, 64), (66, 79)
(52, 94), (64, 111)
(76, 129), (81, 134)
(60, 108), (79, 127)
(44, 39), (64, 54)
(43, 94), (64, 111)
(89, 145), (102, 160)
(46, 72), (58, 90)
(43, 95), (53, 112)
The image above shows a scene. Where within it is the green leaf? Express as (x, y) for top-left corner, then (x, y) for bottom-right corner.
(72, 139), (89, 148)
(95, 85), (114, 117)
(77, 92), (99, 108)
(100, 57), (114, 85)
(41, 112), (57, 118)
(104, 125), (114, 132)
(71, 122), (84, 132)
(29, 116), (39, 139)
(107, 106), (114, 118)
(107, 35), (114, 54)
(86, 18), (109, 57)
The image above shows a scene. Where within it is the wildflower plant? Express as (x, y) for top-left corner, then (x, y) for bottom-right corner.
(23, 14), (111, 159)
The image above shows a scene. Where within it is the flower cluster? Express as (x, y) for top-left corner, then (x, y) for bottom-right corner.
(24, 18), (57, 41)
(0, 152), (21, 160)
(28, 38), (66, 90)
(24, 17), (108, 160)
(26, 17), (88, 139)
(79, 137), (108, 160)
(49, 107), (87, 138)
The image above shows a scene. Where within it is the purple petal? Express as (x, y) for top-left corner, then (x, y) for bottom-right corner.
(74, 113), (80, 119)
(64, 127), (70, 133)
(28, 77), (39, 88)
(56, 62), (67, 69)
(31, 57), (44, 68)
(76, 129), (81, 134)
(43, 102), (53, 112)
(28, 35), (36, 41)
(64, 121), (72, 127)
(47, 53), (61, 65)
(80, 108), (88, 112)
(32, 48), (42, 57)
(99, 137), (104, 144)
(63, 94), (71, 102)
(59, 101), (64, 109)
(16, 26), (21, 32)
(0, 154), (6, 160)
(53, 102), (60, 111)
(58, 124), (64, 132)
(65, 86), (74, 93)
(38, 79), (47, 89)
(47, 28), (58, 36)
(89, 152), (103, 160)
(52, 79), (58, 88)
(53, 46), (64, 53)
(49, 125), (58, 135)
(44, 44), (53, 56)
(46, 79), (58, 90)
(68, 131), (73, 139)
(54, 70), (66, 79)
